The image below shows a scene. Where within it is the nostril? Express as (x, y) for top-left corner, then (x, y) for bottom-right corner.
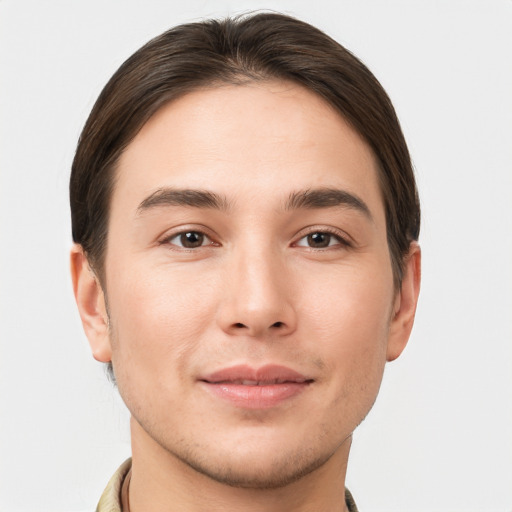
(272, 321), (284, 328)
(234, 322), (246, 328)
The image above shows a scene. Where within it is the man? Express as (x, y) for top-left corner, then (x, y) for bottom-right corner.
(70, 12), (420, 512)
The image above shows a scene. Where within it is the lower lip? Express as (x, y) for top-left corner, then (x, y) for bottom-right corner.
(201, 382), (310, 409)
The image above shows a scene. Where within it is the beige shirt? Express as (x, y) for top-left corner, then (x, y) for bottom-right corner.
(96, 458), (359, 512)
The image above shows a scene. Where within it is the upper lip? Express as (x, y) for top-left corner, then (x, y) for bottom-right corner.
(201, 364), (313, 385)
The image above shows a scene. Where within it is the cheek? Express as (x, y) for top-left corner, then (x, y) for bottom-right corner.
(299, 260), (393, 382)
(302, 257), (393, 332)
(105, 260), (219, 383)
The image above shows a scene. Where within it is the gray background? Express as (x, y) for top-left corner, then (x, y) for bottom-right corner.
(1, 1), (511, 511)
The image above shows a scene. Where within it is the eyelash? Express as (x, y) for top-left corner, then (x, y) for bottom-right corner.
(159, 229), (217, 250)
(294, 228), (352, 250)
(159, 226), (352, 251)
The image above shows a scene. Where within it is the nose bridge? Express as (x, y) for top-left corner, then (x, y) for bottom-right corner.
(239, 243), (281, 309)
(218, 238), (296, 337)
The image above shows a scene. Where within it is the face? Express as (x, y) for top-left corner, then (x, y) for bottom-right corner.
(77, 81), (417, 488)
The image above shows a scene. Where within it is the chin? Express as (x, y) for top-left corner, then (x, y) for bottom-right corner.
(174, 444), (335, 489)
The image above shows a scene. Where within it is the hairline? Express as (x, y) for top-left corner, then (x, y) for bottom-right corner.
(85, 77), (406, 291)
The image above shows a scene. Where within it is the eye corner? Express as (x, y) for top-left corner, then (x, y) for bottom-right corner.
(293, 228), (353, 250)
(158, 228), (220, 250)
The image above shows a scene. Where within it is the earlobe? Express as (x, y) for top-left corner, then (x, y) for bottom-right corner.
(386, 242), (421, 362)
(70, 244), (112, 362)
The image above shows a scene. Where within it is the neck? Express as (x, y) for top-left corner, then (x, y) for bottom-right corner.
(128, 417), (351, 512)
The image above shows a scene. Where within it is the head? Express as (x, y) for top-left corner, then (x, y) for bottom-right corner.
(70, 13), (420, 489)
(71, 13), (419, 287)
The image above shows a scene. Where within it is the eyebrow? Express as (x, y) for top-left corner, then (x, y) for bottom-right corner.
(285, 188), (372, 220)
(137, 188), (229, 214)
(136, 186), (372, 220)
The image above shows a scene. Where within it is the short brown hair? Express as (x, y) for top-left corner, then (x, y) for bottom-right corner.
(70, 12), (420, 287)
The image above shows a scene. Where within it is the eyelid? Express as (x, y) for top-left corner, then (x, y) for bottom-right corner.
(156, 224), (352, 249)
(292, 226), (353, 248)
(158, 225), (220, 248)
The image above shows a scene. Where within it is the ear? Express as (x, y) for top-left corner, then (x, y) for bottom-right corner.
(386, 242), (421, 362)
(70, 244), (112, 362)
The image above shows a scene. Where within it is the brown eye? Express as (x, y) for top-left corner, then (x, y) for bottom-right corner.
(295, 231), (348, 249)
(179, 231), (205, 248)
(307, 232), (331, 248)
(165, 231), (211, 249)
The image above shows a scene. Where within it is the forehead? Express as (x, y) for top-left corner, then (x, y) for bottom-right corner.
(113, 80), (383, 220)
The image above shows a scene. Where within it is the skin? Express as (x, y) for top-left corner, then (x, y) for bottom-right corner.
(71, 81), (421, 512)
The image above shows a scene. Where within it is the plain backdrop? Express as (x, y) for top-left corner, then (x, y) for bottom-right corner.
(1, 1), (511, 511)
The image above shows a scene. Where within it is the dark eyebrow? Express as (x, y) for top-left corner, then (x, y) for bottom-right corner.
(285, 188), (372, 220)
(137, 188), (229, 214)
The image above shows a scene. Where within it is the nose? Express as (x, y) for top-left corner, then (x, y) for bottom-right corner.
(216, 247), (297, 338)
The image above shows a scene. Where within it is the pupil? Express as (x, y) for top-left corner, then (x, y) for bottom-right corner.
(181, 232), (204, 248)
(308, 232), (330, 248)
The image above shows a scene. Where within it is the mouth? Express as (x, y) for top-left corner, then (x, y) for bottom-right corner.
(199, 364), (314, 409)
(208, 378), (308, 385)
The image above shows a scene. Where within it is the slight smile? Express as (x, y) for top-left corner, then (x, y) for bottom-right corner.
(199, 364), (314, 409)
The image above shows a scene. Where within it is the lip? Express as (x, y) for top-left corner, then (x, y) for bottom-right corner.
(199, 364), (313, 409)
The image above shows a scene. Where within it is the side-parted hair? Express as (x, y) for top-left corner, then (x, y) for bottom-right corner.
(70, 12), (420, 288)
